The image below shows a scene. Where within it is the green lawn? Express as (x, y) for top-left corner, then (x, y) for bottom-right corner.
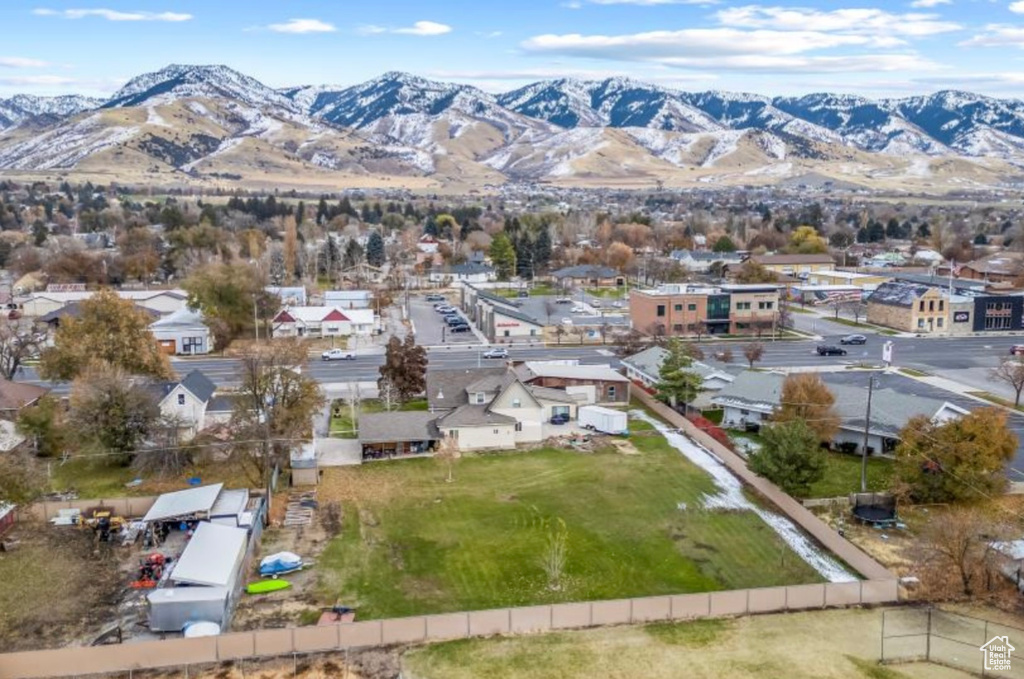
(315, 413), (824, 620)
(586, 287), (627, 299)
(494, 284), (559, 298)
(48, 458), (140, 498)
(330, 398), (430, 438)
(801, 453), (894, 499)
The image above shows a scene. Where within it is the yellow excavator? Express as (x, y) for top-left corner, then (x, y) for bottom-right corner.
(78, 507), (126, 542)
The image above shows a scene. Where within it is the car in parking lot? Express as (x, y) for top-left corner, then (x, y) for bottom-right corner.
(555, 297), (573, 304)
(482, 347), (508, 359)
(816, 345), (847, 356)
(591, 300), (602, 308)
(321, 348), (355, 361)
(840, 334), (867, 345)
(425, 294), (446, 302)
(1011, 345), (1024, 356)
(445, 316), (465, 326)
(571, 304), (587, 313)
(435, 305), (456, 314)
(449, 324), (471, 333)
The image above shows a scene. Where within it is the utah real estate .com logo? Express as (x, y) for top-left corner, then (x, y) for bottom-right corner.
(981, 635), (1014, 672)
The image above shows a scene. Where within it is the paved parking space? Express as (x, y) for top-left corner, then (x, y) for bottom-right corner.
(408, 298), (479, 345)
(514, 294), (630, 328)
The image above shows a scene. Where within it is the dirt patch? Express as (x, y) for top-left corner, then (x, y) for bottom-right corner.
(319, 467), (405, 506)
(134, 648), (400, 679)
(607, 438), (640, 456)
(0, 520), (125, 651)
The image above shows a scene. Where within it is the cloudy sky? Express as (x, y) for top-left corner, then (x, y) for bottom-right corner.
(1, 0), (1023, 98)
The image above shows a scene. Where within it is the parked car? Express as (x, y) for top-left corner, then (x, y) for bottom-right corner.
(562, 318), (574, 326)
(550, 412), (570, 425)
(555, 297), (573, 304)
(482, 347), (508, 359)
(1011, 345), (1024, 356)
(571, 304), (587, 313)
(435, 305), (456, 314)
(840, 334), (867, 345)
(816, 345), (847, 356)
(449, 324), (471, 333)
(425, 294), (446, 302)
(516, 290), (529, 298)
(446, 317), (465, 326)
(321, 348), (355, 361)
(591, 300), (602, 308)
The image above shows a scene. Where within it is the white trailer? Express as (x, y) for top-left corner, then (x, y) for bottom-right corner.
(578, 405), (628, 435)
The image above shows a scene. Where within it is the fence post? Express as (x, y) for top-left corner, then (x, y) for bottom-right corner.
(880, 610), (886, 663)
(926, 609), (932, 663)
(983, 620), (989, 678)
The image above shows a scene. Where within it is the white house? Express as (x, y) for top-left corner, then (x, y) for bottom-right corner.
(417, 235), (440, 254)
(149, 307), (214, 355)
(271, 307), (375, 339)
(148, 370), (217, 440)
(265, 286), (307, 307)
(19, 289), (189, 318)
(428, 263), (496, 284)
(323, 290), (372, 310)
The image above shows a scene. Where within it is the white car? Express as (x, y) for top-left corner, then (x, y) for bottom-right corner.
(321, 348), (355, 361)
(482, 347), (508, 359)
(591, 300), (603, 308)
(571, 305), (587, 313)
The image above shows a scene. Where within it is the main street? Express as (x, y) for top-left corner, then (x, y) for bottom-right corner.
(20, 333), (1024, 395)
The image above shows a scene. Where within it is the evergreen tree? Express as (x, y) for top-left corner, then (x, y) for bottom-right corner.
(317, 196), (329, 225)
(515, 234), (534, 279)
(424, 216), (439, 238)
(748, 420), (826, 496)
(366, 231), (386, 267)
(296, 200), (306, 225)
(533, 227), (552, 272)
(343, 238), (364, 269)
(490, 233), (517, 281)
(656, 339), (703, 408)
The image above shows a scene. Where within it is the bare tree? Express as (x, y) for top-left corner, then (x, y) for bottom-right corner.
(718, 348), (734, 364)
(991, 357), (1024, 406)
(544, 300), (557, 326)
(743, 341), (765, 369)
(844, 301), (866, 325)
(434, 434), (460, 483)
(923, 506), (1006, 597)
(0, 323), (39, 380)
(555, 325), (566, 345)
(378, 375), (399, 412)
(572, 325), (587, 345)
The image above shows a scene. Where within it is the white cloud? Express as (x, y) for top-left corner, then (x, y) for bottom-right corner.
(656, 53), (943, 73)
(0, 57), (49, 68)
(959, 24), (1024, 47)
(1010, 1), (1024, 13)
(522, 28), (886, 59)
(910, 0), (950, 7)
(32, 8), (192, 21)
(475, 31), (503, 38)
(358, 20), (452, 36)
(266, 18), (336, 34)
(716, 6), (961, 37)
(0, 74), (77, 86)
(588, 0), (718, 4)
(394, 21), (452, 36)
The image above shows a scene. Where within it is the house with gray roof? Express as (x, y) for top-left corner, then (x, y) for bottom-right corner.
(149, 307), (214, 355)
(552, 265), (624, 288)
(670, 250), (744, 273)
(150, 369), (218, 440)
(428, 262), (496, 284)
(712, 370), (969, 454)
(359, 411), (441, 460)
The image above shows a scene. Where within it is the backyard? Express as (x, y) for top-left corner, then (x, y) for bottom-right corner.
(330, 398), (429, 438)
(313, 413), (826, 620)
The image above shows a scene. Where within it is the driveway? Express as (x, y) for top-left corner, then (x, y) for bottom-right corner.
(316, 438), (362, 467)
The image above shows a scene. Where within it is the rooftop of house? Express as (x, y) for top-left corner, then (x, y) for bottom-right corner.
(867, 281), (934, 308)
(621, 346), (734, 384)
(670, 250), (744, 262)
(515, 361), (628, 383)
(39, 302), (160, 323)
(437, 403), (517, 427)
(0, 379), (48, 412)
(552, 265), (620, 279)
(749, 254), (835, 266)
(359, 411), (441, 443)
(427, 367), (507, 410)
(146, 370), (216, 405)
(446, 262), (494, 275)
(963, 251), (1024, 276)
(149, 306), (207, 330)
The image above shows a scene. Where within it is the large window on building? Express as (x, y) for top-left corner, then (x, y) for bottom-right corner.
(656, 304), (666, 317)
(985, 301), (1013, 330)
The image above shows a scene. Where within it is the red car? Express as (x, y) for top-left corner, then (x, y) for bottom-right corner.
(1010, 345), (1024, 356)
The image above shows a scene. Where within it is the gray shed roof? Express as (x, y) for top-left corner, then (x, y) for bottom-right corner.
(492, 305), (543, 327)
(359, 411), (441, 443)
(711, 371), (785, 413)
(622, 346), (668, 379)
(437, 404), (517, 427)
(169, 521), (247, 588)
(143, 483), (224, 523)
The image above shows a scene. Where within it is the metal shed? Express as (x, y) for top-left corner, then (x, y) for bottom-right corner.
(143, 483), (224, 523)
(170, 522), (248, 588)
(146, 586), (231, 632)
(209, 489), (249, 527)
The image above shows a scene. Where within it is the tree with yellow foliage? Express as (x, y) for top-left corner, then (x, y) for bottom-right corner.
(785, 226), (829, 254)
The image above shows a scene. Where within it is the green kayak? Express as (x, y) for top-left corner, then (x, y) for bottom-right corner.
(246, 579), (292, 595)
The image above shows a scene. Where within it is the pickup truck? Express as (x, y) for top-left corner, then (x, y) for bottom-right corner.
(321, 348), (356, 361)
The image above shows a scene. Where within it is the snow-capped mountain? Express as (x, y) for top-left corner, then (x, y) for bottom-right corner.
(498, 77), (720, 133)
(0, 94), (102, 130)
(2, 64), (1024, 186)
(103, 64), (300, 114)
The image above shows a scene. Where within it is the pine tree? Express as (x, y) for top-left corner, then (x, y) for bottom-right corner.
(515, 234), (534, 280)
(489, 233), (517, 281)
(343, 239), (364, 270)
(366, 231), (386, 267)
(296, 200), (306, 225)
(656, 339), (703, 408)
(317, 197), (329, 225)
(533, 228), (552, 272)
(748, 420), (826, 496)
(424, 216), (439, 238)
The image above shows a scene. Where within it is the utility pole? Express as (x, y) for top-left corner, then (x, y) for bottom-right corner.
(254, 299), (259, 342)
(860, 375), (875, 492)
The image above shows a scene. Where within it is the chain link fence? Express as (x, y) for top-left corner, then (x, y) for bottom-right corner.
(882, 607), (1024, 677)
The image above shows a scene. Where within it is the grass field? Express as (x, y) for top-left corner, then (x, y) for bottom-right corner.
(585, 287), (628, 299)
(804, 453), (894, 499)
(314, 414), (824, 620)
(402, 608), (964, 679)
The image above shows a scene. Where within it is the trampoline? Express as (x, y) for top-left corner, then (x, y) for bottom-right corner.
(850, 492), (898, 527)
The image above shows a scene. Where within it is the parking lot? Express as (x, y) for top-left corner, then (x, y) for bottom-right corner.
(511, 293), (630, 330)
(408, 296), (482, 345)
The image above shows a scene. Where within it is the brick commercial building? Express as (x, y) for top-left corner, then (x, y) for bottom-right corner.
(866, 281), (948, 334)
(629, 284), (781, 337)
(746, 253), (836, 277)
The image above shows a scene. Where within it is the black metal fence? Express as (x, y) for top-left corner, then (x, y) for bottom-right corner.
(882, 607), (1024, 677)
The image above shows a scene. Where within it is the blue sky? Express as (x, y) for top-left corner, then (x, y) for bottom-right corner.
(1, 0), (1023, 98)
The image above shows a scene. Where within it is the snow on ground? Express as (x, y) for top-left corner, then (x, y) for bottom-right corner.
(145, 106), (170, 128)
(631, 410), (856, 583)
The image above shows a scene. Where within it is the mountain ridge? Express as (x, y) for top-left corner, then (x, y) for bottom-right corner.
(2, 64), (1024, 188)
